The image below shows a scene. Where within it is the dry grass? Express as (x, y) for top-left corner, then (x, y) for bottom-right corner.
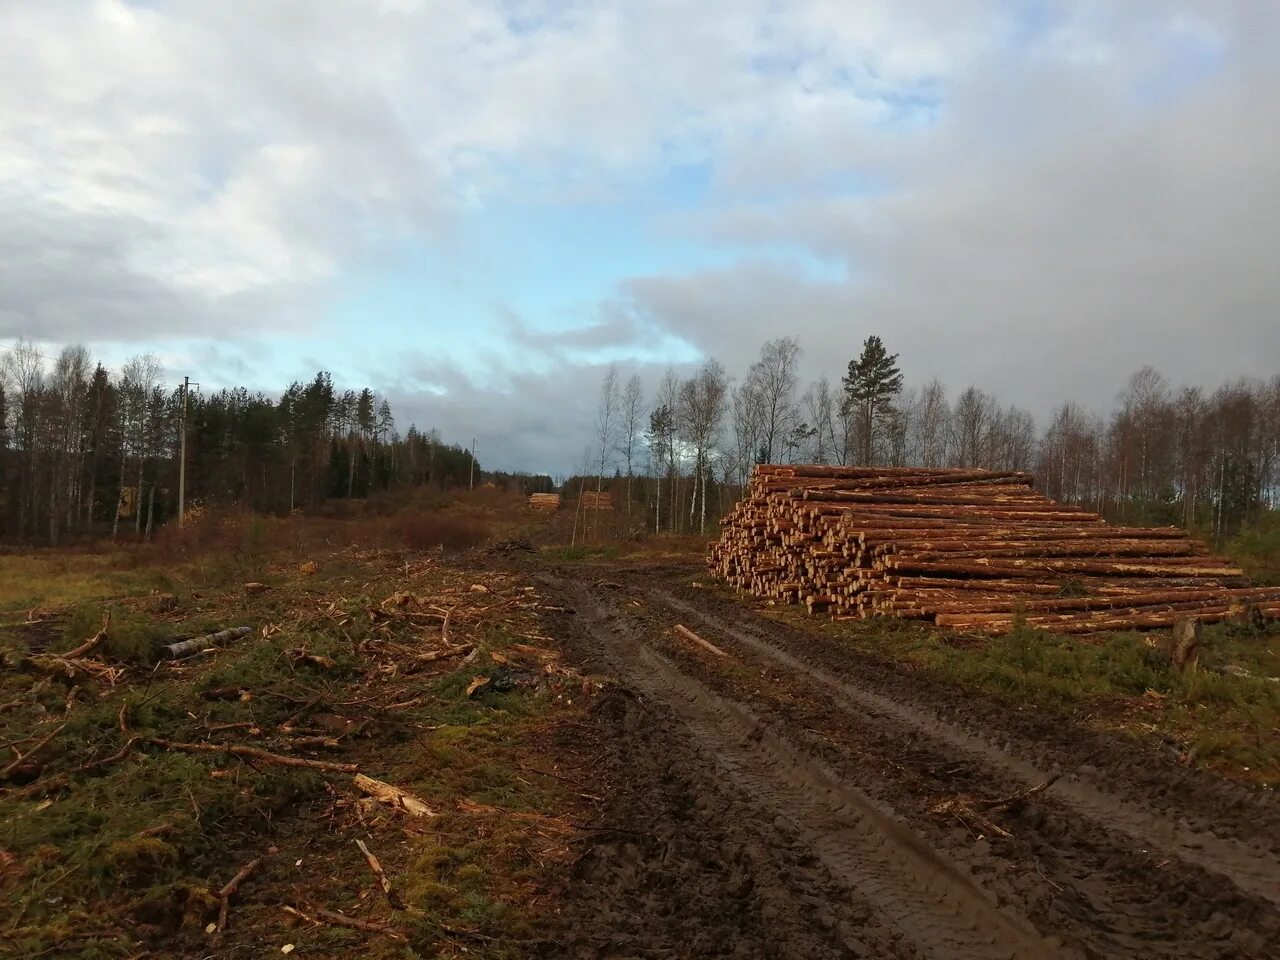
(0, 552), (161, 613)
(0, 527), (598, 958)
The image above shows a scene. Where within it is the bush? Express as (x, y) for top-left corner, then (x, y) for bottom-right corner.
(63, 604), (170, 665)
(398, 514), (489, 551)
(1228, 510), (1280, 584)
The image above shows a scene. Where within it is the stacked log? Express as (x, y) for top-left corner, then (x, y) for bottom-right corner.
(709, 465), (1280, 635)
(580, 491), (614, 511)
(528, 493), (562, 512)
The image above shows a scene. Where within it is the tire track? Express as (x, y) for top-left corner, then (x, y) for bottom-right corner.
(570, 581), (1065, 960)
(650, 587), (1280, 910)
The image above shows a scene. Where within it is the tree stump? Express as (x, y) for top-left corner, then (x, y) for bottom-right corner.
(1170, 618), (1201, 674)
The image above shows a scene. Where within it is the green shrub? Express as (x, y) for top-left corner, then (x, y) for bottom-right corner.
(62, 604), (170, 665)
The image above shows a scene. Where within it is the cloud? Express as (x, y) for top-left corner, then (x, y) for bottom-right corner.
(620, 2), (1280, 419)
(2, 1), (1277, 471)
(0, 0), (986, 342)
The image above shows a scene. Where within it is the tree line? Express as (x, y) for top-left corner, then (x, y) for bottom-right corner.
(0, 339), (480, 544)
(589, 336), (1280, 540)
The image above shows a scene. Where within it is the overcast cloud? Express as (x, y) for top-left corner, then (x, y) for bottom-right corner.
(2, 1), (1277, 473)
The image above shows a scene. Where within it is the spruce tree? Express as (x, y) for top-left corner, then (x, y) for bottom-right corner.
(841, 335), (903, 464)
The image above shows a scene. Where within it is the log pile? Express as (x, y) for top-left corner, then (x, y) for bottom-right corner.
(709, 465), (1280, 634)
(580, 491), (614, 511)
(528, 493), (562, 512)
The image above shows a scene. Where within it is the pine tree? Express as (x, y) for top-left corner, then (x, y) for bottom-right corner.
(376, 399), (394, 443)
(841, 335), (903, 465)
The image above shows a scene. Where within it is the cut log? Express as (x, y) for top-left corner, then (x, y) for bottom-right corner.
(709, 464), (1279, 633)
(673, 624), (728, 658)
(163, 626), (253, 660)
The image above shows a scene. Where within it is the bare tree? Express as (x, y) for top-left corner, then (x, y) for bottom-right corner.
(949, 386), (994, 468)
(678, 359), (728, 534)
(1113, 366), (1173, 513)
(731, 381), (764, 486)
(1, 338), (46, 539)
(115, 354), (162, 539)
(801, 377), (836, 465)
(46, 344), (91, 544)
(594, 365), (619, 493)
(910, 378), (950, 468)
(1171, 387), (1206, 527)
(986, 404), (1036, 471)
(655, 367), (682, 531)
(1037, 402), (1103, 507)
(744, 337), (801, 464)
(616, 374), (643, 517)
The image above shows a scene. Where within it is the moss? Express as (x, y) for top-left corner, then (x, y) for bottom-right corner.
(101, 837), (178, 881)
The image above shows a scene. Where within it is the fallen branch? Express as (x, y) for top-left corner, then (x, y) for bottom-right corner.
(976, 774), (1059, 811)
(284, 904), (406, 941)
(414, 644), (474, 665)
(145, 738), (358, 774)
(929, 774), (1059, 841)
(929, 796), (1012, 840)
(353, 773), (436, 817)
(282, 735), (340, 750)
(355, 839), (406, 909)
(28, 654), (122, 683)
(216, 856), (263, 932)
(163, 626), (253, 661)
(63, 612), (110, 659)
(673, 624), (728, 658)
(12, 737), (142, 798)
(0, 723), (65, 781)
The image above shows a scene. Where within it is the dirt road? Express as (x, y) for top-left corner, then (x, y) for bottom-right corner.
(535, 563), (1279, 959)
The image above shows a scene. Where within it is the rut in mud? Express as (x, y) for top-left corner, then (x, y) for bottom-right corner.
(536, 565), (1279, 960)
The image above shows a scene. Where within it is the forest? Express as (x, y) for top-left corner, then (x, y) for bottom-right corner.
(588, 336), (1280, 544)
(4, 335), (1278, 548)
(0, 339), (482, 544)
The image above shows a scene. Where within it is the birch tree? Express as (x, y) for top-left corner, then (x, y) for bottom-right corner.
(744, 337), (801, 464)
(617, 374), (643, 516)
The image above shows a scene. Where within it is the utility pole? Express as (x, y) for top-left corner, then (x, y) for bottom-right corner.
(469, 438), (476, 490)
(178, 376), (198, 525)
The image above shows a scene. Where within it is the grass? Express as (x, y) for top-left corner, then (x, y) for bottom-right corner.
(0, 553), (159, 612)
(0, 536), (594, 958)
(1228, 510), (1280, 585)
(760, 597), (1280, 783)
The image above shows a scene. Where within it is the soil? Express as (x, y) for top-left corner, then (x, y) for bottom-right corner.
(528, 559), (1280, 960)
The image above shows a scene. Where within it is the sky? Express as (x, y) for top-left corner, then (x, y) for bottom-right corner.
(1, 1), (1278, 474)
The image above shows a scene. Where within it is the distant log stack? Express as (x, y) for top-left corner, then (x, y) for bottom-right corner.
(709, 465), (1280, 635)
(528, 493), (562, 512)
(580, 491), (614, 512)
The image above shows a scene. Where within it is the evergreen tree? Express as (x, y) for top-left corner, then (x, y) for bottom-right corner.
(356, 389), (376, 439)
(376, 399), (394, 443)
(841, 335), (903, 465)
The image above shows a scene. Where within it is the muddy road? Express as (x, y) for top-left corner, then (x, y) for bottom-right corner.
(533, 563), (1279, 960)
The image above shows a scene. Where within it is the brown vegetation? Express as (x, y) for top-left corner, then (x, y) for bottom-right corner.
(0, 529), (596, 958)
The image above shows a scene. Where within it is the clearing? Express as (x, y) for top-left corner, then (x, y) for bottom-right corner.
(1, 525), (1277, 958)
